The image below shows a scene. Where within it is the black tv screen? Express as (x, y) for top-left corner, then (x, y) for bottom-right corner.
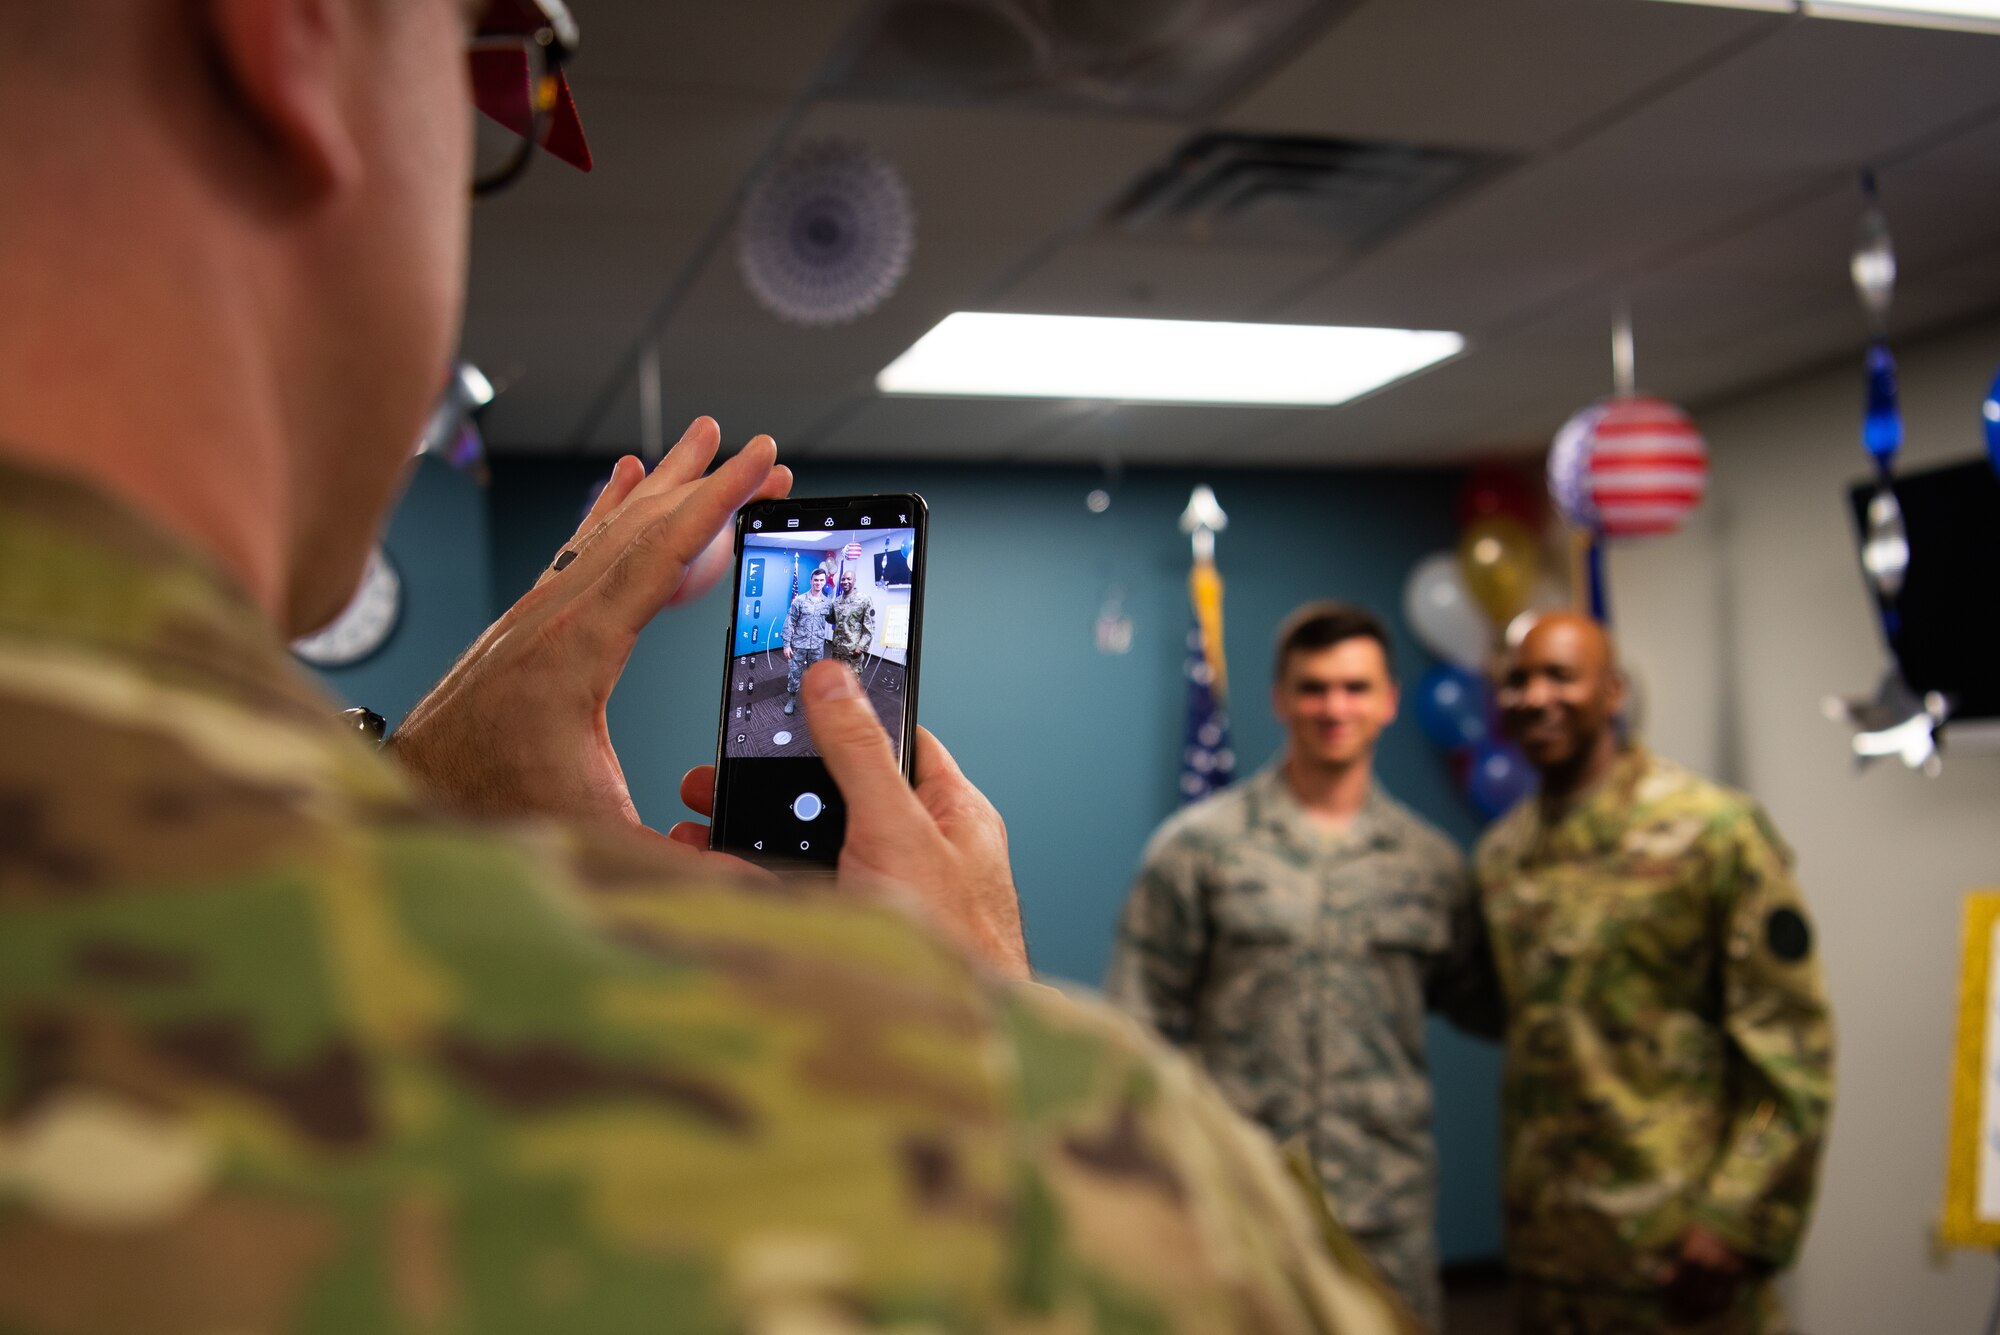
(1847, 457), (2000, 721)
(874, 548), (913, 588)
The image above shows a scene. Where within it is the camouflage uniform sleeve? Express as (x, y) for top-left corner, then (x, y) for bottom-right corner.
(999, 983), (1413, 1335)
(1423, 850), (1505, 1041)
(1691, 803), (1835, 1268)
(1102, 827), (1210, 1047)
(781, 596), (800, 649)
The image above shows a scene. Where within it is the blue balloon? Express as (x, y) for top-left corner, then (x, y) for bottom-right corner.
(1983, 365), (2000, 476)
(1414, 664), (1489, 749)
(1863, 340), (1901, 467)
(1465, 740), (1537, 819)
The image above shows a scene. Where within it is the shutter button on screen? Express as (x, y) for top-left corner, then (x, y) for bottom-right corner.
(792, 792), (824, 822)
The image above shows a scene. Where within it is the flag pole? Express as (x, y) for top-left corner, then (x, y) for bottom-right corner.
(1177, 486), (1234, 804)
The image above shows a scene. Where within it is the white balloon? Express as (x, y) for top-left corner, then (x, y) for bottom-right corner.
(1404, 551), (1491, 670)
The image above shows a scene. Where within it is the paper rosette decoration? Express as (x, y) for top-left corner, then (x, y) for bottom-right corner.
(1548, 395), (1709, 538)
(737, 137), (915, 327)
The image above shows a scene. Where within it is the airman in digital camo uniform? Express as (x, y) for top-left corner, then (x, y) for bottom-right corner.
(831, 570), (878, 672)
(0, 1), (1413, 1330)
(1109, 604), (1498, 1332)
(1477, 613), (1833, 1334)
(783, 568), (834, 713)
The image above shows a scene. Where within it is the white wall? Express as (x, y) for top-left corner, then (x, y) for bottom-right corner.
(856, 530), (912, 667)
(1616, 315), (2000, 1334)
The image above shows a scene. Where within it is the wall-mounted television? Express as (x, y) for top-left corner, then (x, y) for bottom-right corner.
(1847, 457), (2000, 722)
(874, 548), (913, 588)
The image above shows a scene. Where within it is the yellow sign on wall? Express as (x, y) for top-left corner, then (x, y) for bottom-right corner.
(1941, 891), (2000, 1248)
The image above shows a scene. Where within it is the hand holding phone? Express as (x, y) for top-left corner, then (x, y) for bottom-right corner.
(677, 661), (1028, 978)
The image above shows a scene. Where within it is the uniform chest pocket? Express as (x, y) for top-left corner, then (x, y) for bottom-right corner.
(1369, 890), (1450, 958)
(1209, 879), (1313, 945)
(1597, 864), (1710, 983)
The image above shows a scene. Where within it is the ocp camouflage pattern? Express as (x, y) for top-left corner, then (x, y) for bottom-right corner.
(831, 591), (877, 665)
(0, 460), (1411, 1335)
(1513, 1273), (1787, 1335)
(1105, 764), (1498, 1332)
(1473, 747), (1833, 1313)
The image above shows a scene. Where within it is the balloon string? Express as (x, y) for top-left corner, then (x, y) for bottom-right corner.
(1568, 528), (1591, 615)
(1588, 538), (1611, 625)
(1612, 304), (1636, 398)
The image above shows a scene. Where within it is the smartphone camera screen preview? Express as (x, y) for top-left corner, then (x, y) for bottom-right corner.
(725, 523), (916, 763)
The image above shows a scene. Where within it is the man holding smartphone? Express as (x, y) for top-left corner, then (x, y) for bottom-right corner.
(1108, 602), (1498, 1332)
(0, 2), (1407, 1330)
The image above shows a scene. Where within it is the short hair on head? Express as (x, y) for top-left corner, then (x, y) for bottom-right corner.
(1273, 601), (1394, 681)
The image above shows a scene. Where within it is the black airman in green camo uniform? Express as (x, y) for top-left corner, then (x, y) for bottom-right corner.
(1479, 614), (1833, 1335)
(831, 570), (878, 672)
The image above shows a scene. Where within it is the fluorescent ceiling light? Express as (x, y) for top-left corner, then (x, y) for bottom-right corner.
(1646, 0), (1793, 8)
(876, 313), (1464, 407)
(1806, 0), (2000, 31)
(1647, 0), (2000, 33)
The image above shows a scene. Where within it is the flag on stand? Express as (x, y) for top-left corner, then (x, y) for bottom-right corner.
(1180, 557), (1234, 804)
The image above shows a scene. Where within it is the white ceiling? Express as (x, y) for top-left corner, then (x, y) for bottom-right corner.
(460, 0), (2000, 467)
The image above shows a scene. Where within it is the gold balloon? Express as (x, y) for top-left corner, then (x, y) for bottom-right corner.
(1458, 516), (1538, 627)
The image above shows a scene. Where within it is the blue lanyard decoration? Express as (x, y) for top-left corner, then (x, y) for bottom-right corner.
(1983, 366), (2000, 478)
(1852, 172), (1908, 637)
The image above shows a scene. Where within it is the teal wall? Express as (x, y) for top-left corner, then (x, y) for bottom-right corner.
(322, 451), (1503, 1264)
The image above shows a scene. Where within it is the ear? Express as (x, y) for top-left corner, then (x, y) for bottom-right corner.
(204, 0), (363, 196)
(1382, 677), (1400, 726)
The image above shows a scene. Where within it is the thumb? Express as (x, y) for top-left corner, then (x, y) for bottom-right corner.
(801, 661), (919, 820)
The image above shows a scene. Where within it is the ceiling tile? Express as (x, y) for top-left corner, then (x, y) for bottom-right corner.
(574, 0), (879, 97)
(476, 88), (794, 226)
(992, 236), (1337, 320)
(1223, 0), (1776, 153)
(465, 218), (710, 448)
(1274, 18), (2000, 334)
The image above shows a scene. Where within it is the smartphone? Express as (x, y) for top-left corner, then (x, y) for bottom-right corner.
(708, 493), (927, 867)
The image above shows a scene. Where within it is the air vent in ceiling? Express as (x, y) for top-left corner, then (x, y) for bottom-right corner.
(827, 0), (1358, 117)
(1110, 132), (1510, 250)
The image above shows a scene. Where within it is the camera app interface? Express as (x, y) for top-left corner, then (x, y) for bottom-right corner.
(718, 507), (918, 862)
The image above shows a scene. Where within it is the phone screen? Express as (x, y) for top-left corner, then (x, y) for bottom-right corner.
(709, 494), (926, 867)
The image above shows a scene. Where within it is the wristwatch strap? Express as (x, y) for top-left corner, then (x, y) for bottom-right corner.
(338, 706), (388, 746)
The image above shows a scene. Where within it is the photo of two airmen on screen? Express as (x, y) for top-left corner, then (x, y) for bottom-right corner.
(726, 527), (914, 760)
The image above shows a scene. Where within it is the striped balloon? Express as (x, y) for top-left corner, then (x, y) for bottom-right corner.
(1548, 395), (1708, 538)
